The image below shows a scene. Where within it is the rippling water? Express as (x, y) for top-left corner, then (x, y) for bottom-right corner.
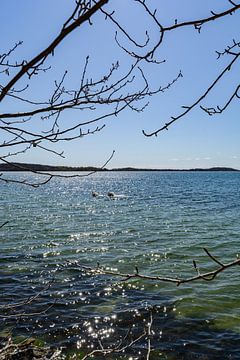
(0, 171), (240, 359)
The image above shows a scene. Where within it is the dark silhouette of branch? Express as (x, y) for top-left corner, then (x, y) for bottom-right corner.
(0, 282), (52, 311)
(0, 1), (239, 182)
(143, 51), (240, 137)
(201, 84), (240, 115)
(0, 281), (56, 319)
(0, 302), (56, 320)
(72, 249), (240, 286)
(163, 4), (240, 32)
(0, 0), (109, 102)
(0, 150), (115, 187)
(0, 221), (9, 229)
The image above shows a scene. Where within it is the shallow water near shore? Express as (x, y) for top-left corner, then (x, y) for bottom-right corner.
(0, 171), (240, 359)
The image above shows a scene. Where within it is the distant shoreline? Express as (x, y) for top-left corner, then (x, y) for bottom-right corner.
(0, 162), (239, 172)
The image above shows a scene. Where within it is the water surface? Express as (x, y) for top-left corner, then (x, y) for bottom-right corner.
(0, 171), (239, 359)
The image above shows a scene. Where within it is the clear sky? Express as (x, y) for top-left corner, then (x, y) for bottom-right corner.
(0, 0), (240, 169)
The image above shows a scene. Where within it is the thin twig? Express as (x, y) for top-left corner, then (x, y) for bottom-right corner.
(73, 249), (240, 286)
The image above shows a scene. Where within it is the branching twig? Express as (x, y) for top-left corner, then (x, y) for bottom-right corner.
(0, 281), (57, 319)
(1, 1), (240, 182)
(72, 249), (240, 286)
(0, 150), (115, 187)
(143, 51), (240, 136)
(0, 281), (53, 311)
(0, 0), (110, 102)
(0, 337), (61, 359)
(81, 320), (148, 359)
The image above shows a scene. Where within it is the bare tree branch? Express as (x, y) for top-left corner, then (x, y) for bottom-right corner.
(81, 316), (150, 360)
(163, 4), (240, 32)
(0, 0), (109, 102)
(143, 51), (240, 136)
(0, 1), (239, 181)
(72, 249), (240, 286)
(0, 150), (115, 187)
(0, 221), (9, 229)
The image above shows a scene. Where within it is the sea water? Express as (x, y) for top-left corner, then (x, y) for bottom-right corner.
(0, 171), (240, 359)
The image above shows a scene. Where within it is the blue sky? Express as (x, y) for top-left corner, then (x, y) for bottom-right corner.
(0, 0), (240, 169)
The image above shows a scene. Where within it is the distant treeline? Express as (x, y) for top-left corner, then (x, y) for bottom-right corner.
(0, 162), (106, 172)
(112, 166), (239, 172)
(0, 162), (238, 172)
